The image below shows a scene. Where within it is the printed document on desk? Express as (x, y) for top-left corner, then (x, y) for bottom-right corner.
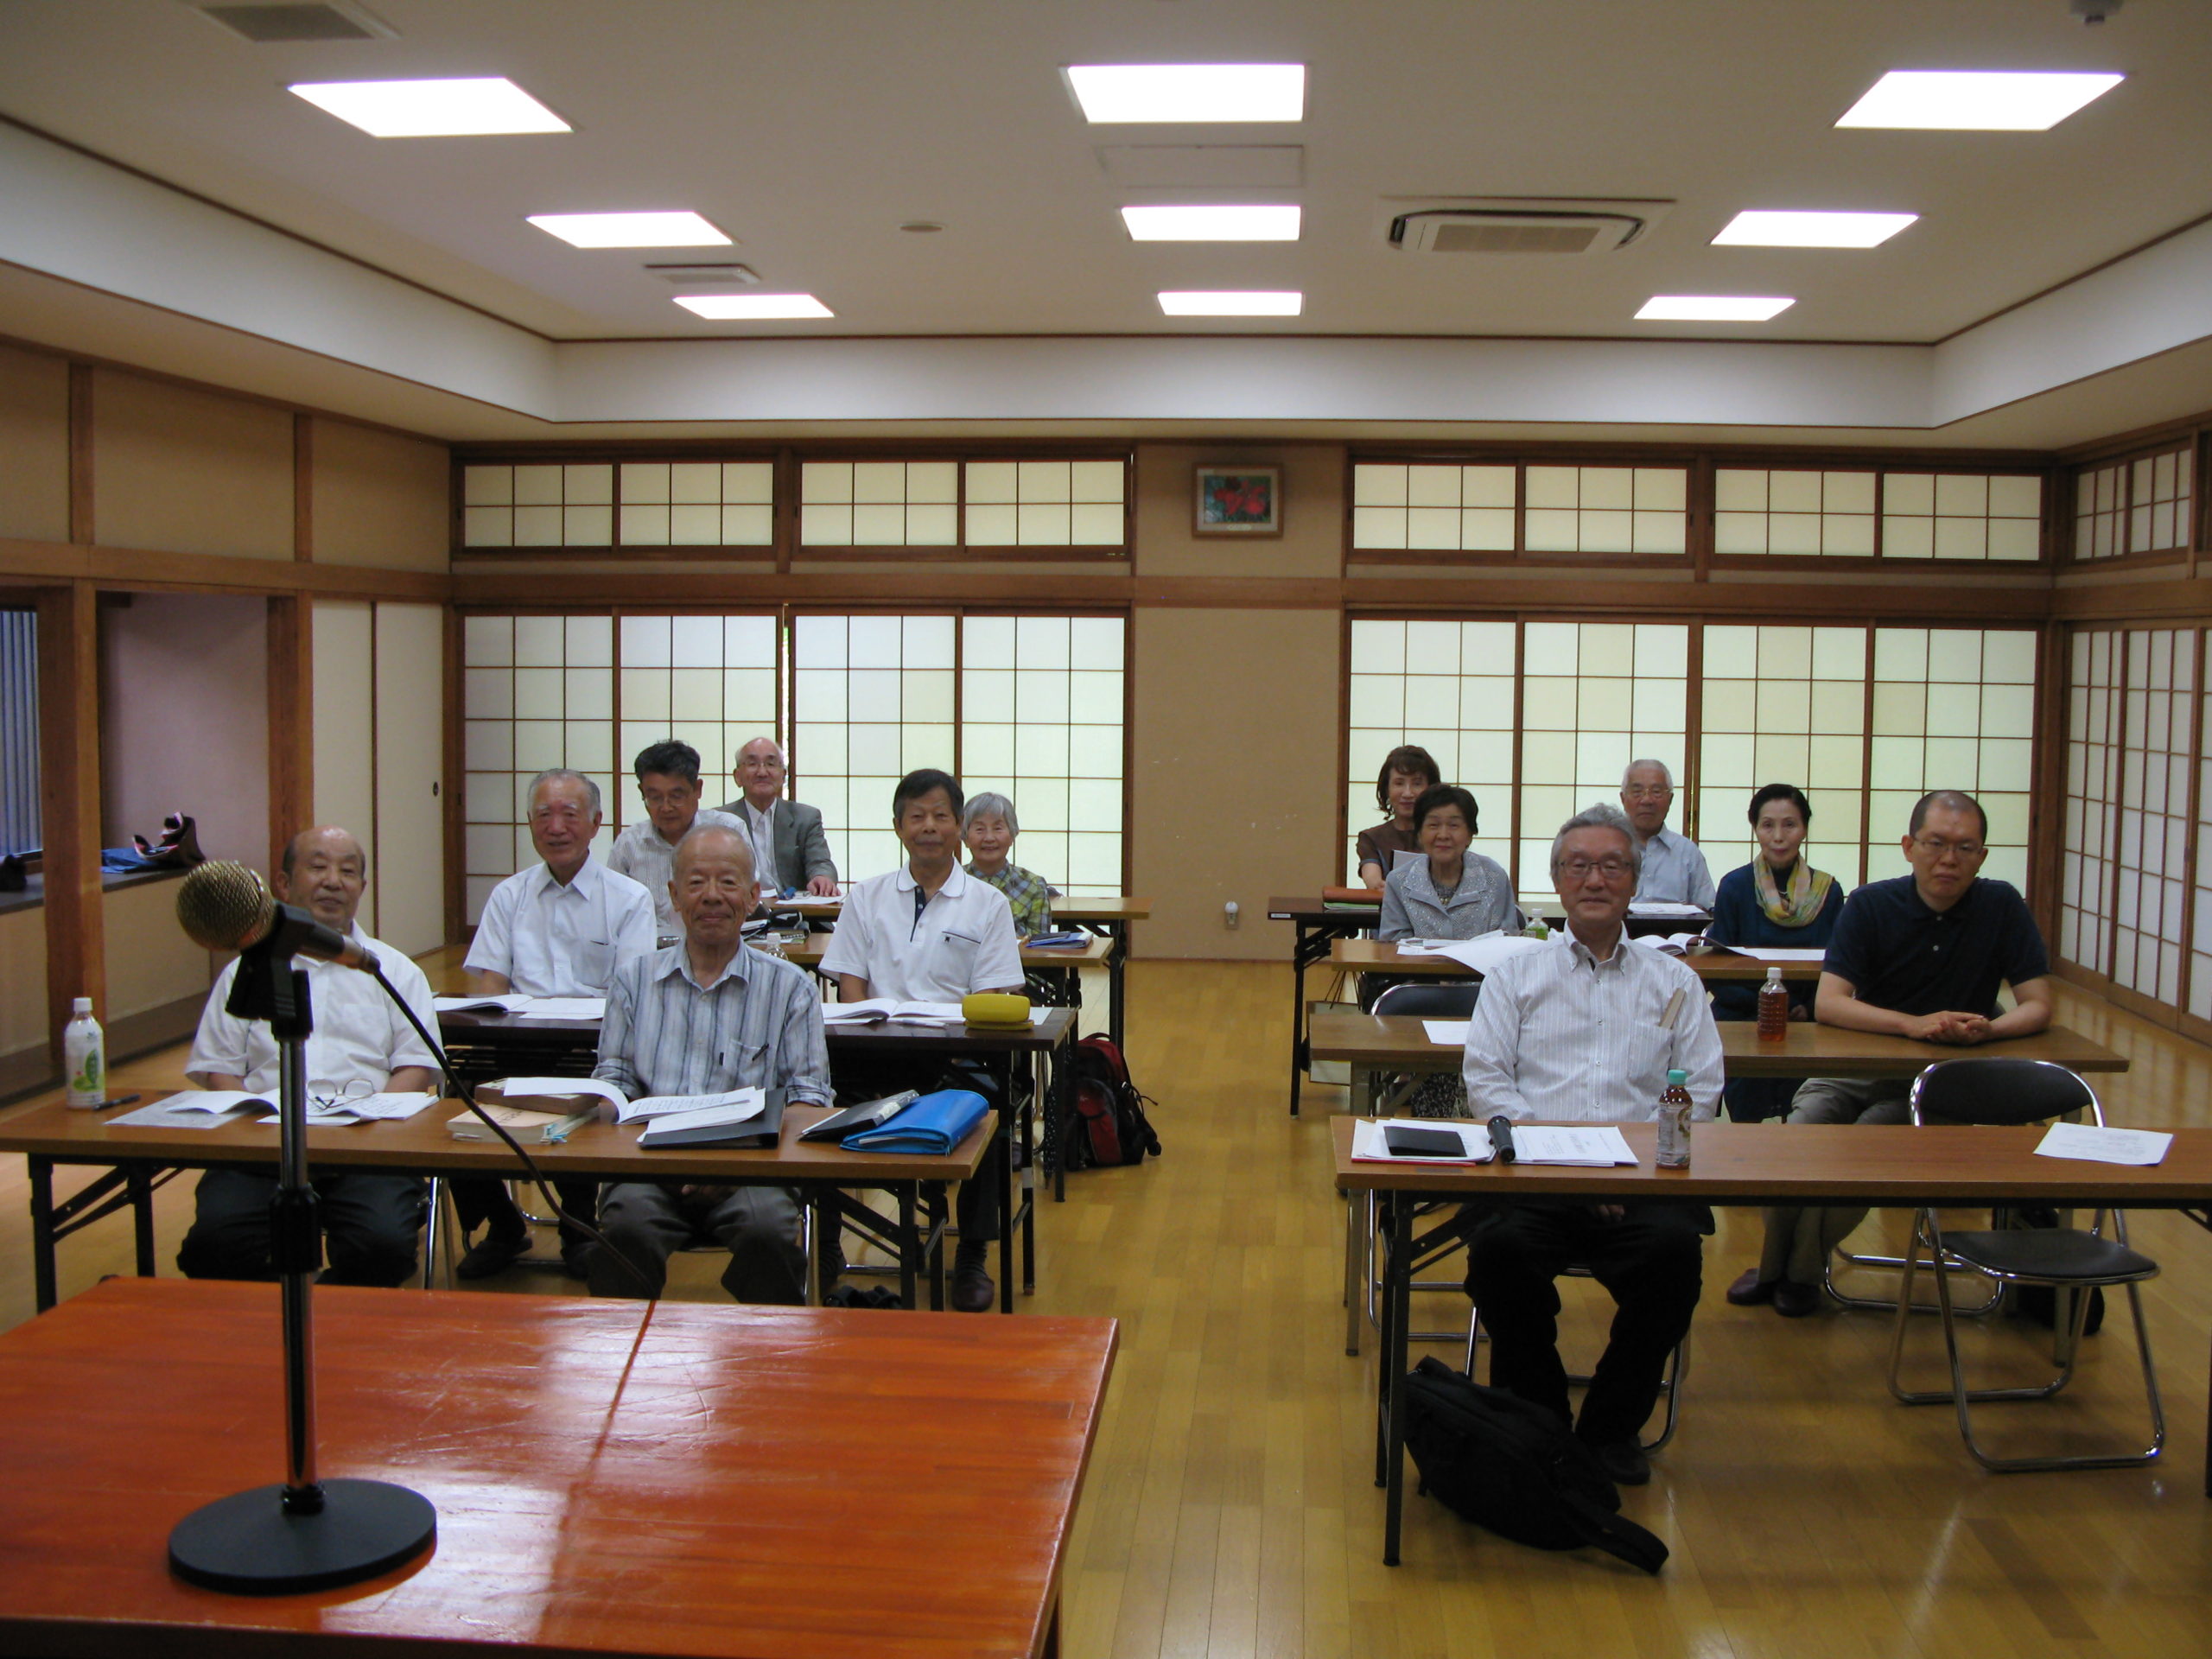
(1628, 901), (1707, 919)
(488, 1076), (760, 1125)
(1422, 1020), (1471, 1047)
(1421, 932), (1553, 976)
(1351, 1118), (1495, 1164)
(111, 1091), (269, 1128)
(823, 999), (967, 1027)
(1727, 946), (1828, 963)
(1512, 1125), (1638, 1166)
(2034, 1122), (2173, 1165)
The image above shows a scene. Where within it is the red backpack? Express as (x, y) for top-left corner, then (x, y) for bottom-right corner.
(1068, 1035), (1162, 1169)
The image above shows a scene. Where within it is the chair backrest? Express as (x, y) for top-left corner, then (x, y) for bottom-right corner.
(1910, 1058), (2101, 1128)
(1372, 979), (1481, 1020)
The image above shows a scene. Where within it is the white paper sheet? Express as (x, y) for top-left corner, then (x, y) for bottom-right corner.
(1510, 1125), (1639, 1166)
(432, 993), (531, 1014)
(1428, 932), (1552, 976)
(1628, 901), (1709, 918)
(252, 1091), (442, 1125)
(1421, 1020), (1471, 1046)
(1350, 1118), (1495, 1164)
(491, 1076), (630, 1116)
(110, 1093), (266, 1129)
(2033, 1122), (2173, 1166)
(514, 996), (606, 1020)
(1726, 946), (1829, 963)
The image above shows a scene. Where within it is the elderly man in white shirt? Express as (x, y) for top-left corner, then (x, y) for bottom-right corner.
(821, 767), (1023, 1312)
(1619, 759), (1716, 912)
(605, 738), (743, 937)
(1459, 803), (1724, 1487)
(455, 766), (658, 1279)
(177, 825), (439, 1287)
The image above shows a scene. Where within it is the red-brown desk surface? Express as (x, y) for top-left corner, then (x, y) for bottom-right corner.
(0, 1277), (1116, 1659)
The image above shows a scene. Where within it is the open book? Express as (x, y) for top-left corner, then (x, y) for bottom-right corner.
(486, 1076), (765, 1127)
(433, 995), (607, 1020)
(1630, 932), (1708, 956)
(822, 1000), (968, 1027)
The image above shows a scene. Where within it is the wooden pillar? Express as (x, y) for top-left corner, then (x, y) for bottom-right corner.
(35, 582), (103, 1057)
(67, 365), (93, 546)
(292, 414), (315, 562)
(266, 595), (314, 873)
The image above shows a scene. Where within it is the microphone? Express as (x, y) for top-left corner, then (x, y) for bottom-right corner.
(1487, 1116), (1517, 1164)
(176, 861), (380, 973)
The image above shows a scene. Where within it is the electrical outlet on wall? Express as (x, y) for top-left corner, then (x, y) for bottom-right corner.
(1224, 900), (1240, 930)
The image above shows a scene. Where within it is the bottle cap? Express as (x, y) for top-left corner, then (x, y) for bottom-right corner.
(72, 996), (92, 1014)
(1667, 1069), (1688, 1084)
(1766, 964), (1783, 978)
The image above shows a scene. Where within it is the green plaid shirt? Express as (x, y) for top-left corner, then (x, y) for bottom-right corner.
(967, 861), (1053, 938)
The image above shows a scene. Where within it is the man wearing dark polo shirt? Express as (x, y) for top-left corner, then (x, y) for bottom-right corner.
(1726, 789), (2052, 1316)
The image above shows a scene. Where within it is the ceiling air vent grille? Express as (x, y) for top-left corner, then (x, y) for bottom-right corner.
(1428, 221), (1605, 255)
(1381, 198), (1672, 257)
(197, 4), (393, 43)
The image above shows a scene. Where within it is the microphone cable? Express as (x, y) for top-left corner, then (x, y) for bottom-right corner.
(371, 967), (658, 1299)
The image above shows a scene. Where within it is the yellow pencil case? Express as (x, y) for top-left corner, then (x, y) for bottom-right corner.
(962, 992), (1032, 1027)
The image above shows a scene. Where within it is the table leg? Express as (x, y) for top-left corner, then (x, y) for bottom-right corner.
(1019, 1053), (1038, 1297)
(1377, 1192), (1411, 1567)
(805, 1192), (824, 1307)
(128, 1166), (156, 1276)
(1290, 922), (1312, 1116)
(1107, 922), (1128, 1053)
(1000, 1052), (1017, 1314)
(29, 1155), (56, 1314)
(925, 1183), (948, 1311)
(1344, 1185), (1364, 1357)
(1051, 1045), (1070, 1205)
(897, 1185), (918, 1309)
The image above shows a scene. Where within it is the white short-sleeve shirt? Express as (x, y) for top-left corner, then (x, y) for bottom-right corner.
(817, 862), (1024, 1002)
(463, 855), (658, 996)
(188, 927), (438, 1096)
(606, 809), (743, 933)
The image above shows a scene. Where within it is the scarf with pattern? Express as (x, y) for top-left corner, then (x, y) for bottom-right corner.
(1753, 855), (1834, 929)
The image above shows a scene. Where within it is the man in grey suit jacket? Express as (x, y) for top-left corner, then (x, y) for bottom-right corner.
(718, 735), (840, 896)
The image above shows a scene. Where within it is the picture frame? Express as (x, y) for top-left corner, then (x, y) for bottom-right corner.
(1192, 465), (1282, 537)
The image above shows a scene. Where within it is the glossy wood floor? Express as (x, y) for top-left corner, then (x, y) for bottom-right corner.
(4, 963), (2211, 1656)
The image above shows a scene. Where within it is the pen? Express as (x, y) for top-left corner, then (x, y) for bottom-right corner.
(94, 1094), (141, 1110)
(1657, 988), (1685, 1031)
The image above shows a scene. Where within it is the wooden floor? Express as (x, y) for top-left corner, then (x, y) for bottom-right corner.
(4, 962), (2212, 1656)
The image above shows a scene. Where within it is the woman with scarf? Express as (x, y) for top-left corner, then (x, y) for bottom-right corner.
(1703, 784), (1842, 1125)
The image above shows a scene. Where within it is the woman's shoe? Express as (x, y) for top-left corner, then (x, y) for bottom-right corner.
(1771, 1279), (1824, 1318)
(1725, 1268), (1776, 1306)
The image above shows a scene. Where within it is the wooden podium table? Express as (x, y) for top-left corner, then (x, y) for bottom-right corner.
(0, 1277), (1116, 1659)
(1335, 1117), (2212, 1565)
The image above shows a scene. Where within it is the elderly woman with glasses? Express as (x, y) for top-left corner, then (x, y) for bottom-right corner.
(961, 792), (1052, 938)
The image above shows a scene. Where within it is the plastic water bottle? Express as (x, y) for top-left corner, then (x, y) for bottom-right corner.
(1655, 1068), (1692, 1167)
(1757, 965), (1789, 1042)
(63, 996), (105, 1108)
(1524, 915), (1550, 941)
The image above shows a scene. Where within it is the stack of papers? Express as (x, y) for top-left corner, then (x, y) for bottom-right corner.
(1392, 931), (1552, 976)
(1351, 1118), (1491, 1163)
(487, 1077), (761, 1125)
(1628, 901), (1709, 919)
(1349, 1119), (1640, 1166)
(2033, 1122), (2172, 1165)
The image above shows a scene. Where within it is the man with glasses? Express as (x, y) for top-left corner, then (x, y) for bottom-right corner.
(717, 736), (840, 899)
(1459, 804), (1725, 1487)
(1619, 759), (1715, 910)
(607, 739), (743, 938)
(1731, 790), (2052, 1317)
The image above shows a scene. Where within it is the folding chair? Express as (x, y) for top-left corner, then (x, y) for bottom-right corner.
(1465, 1279), (1688, 1452)
(1885, 1058), (2164, 1471)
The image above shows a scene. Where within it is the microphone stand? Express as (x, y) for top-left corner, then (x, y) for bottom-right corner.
(167, 941), (436, 1594)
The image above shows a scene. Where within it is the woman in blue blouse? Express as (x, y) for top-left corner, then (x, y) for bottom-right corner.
(1703, 784), (1844, 1128)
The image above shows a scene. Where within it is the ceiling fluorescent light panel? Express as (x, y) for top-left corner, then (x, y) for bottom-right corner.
(675, 294), (834, 320)
(289, 77), (569, 137)
(1121, 205), (1301, 241)
(1713, 210), (1918, 248)
(1067, 64), (1305, 124)
(529, 212), (730, 248)
(1636, 296), (1795, 321)
(1835, 70), (2123, 130)
(1158, 290), (1303, 316)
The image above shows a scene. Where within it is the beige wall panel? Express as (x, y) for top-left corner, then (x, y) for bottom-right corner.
(315, 420), (450, 572)
(92, 371), (291, 559)
(1134, 442), (1344, 578)
(0, 905), (49, 1062)
(1131, 607), (1340, 959)
(99, 593), (269, 862)
(312, 599), (376, 904)
(0, 343), (69, 543)
(372, 602), (446, 954)
(100, 877), (214, 1022)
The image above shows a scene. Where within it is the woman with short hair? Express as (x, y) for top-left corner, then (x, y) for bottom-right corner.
(1357, 744), (1441, 891)
(1376, 785), (1519, 942)
(961, 792), (1052, 938)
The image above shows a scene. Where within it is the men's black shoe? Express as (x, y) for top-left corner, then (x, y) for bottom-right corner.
(455, 1229), (531, 1281)
(1725, 1268), (1776, 1306)
(1772, 1279), (1824, 1319)
(950, 1262), (995, 1313)
(1585, 1437), (1650, 1487)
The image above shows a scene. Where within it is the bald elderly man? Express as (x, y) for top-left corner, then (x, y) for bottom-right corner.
(716, 735), (840, 898)
(178, 825), (441, 1286)
(587, 821), (832, 1301)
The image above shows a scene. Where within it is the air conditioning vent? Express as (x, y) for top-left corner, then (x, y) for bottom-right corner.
(645, 263), (761, 287)
(197, 3), (394, 42)
(1381, 197), (1672, 257)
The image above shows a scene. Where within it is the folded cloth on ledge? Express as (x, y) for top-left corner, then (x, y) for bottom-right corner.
(841, 1088), (991, 1156)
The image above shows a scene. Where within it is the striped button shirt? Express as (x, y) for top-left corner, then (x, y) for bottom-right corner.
(1461, 929), (1724, 1123)
(1631, 826), (1718, 911)
(593, 943), (831, 1107)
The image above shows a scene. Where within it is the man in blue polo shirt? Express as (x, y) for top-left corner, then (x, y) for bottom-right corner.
(1727, 789), (2052, 1316)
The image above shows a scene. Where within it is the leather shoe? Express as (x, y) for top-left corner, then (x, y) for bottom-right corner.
(1725, 1268), (1776, 1306)
(1585, 1437), (1650, 1487)
(456, 1229), (530, 1281)
(1772, 1278), (1823, 1319)
(950, 1262), (995, 1313)
(559, 1238), (593, 1281)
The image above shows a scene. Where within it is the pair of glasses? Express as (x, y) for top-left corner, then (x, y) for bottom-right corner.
(1560, 858), (1635, 881)
(1912, 836), (1987, 860)
(1621, 786), (1672, 800)
(308, 1078), (374, 1112)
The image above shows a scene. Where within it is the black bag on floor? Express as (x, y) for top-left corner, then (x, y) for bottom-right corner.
(2001, 1205), (2106, 1334)
(1400, 1357), (1669, 1573)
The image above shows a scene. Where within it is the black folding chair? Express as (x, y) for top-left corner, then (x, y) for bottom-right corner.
(1885, 1058), (2164, 1471)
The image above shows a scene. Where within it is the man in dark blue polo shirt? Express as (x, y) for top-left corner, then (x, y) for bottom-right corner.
(1726, 789), (2052, 1316)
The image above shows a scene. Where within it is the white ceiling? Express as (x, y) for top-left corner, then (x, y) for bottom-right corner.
(0, 0), (2205, 445)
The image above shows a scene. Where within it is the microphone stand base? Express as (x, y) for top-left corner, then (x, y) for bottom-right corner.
(168, 1478), (435, 1595)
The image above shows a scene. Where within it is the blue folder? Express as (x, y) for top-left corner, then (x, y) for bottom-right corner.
(841, 1088), (991, 1156)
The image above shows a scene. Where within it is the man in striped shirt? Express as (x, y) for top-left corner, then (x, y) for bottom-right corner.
(585, 822), (832, 1302)
(1459, 804), (1724, 1487)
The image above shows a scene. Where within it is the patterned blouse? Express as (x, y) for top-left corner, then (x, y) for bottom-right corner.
(967, 861), (1053, 938)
